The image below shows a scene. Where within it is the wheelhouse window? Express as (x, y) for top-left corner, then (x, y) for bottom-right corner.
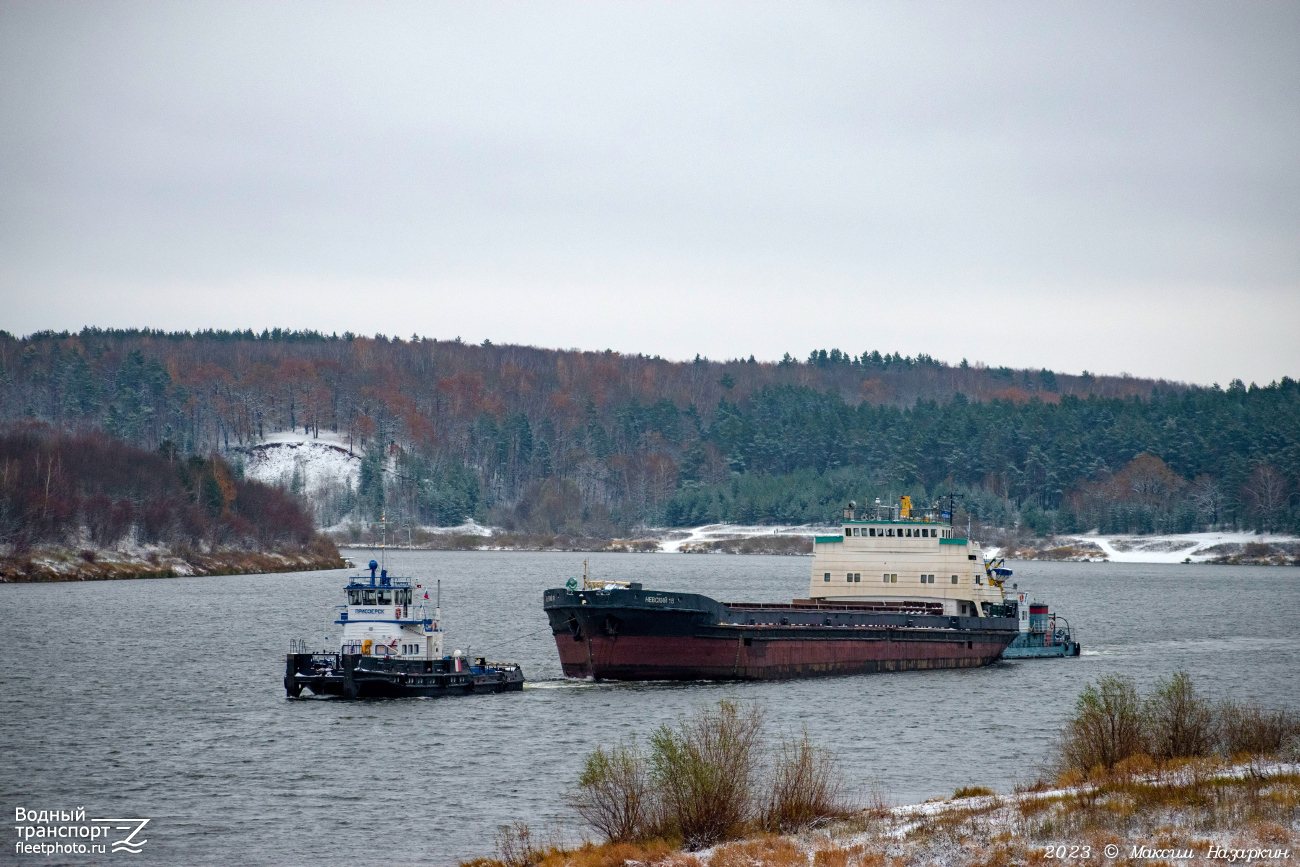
(362, 589), (377, 605)
(868, 528), (876, 537)
(844, 529), (850, 537)
(377, 591), (392, 605)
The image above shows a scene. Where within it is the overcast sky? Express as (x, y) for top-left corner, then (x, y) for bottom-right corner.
(1, 2), (1297, 385)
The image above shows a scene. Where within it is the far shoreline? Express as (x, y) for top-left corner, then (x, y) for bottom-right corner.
(0, 545), (347, 583)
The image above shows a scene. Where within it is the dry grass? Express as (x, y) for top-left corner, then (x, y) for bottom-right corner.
(952, 786), (995, 799)
(709, 835), (806, 867)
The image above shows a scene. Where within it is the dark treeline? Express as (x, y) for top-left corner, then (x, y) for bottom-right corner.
(1, 329), (1295, 535)
(0, 425), (318, 552)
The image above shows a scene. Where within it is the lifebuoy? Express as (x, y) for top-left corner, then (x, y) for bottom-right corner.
(395, 606), (402, 618)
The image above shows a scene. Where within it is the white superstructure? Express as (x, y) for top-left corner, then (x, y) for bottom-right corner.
(808, 498), (1008, 617)
(336, 562), (444, 660)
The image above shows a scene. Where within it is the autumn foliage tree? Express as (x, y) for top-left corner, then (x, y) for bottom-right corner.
(0, 424), (320, 553)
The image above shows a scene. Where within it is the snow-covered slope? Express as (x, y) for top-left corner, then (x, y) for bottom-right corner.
(231, 430), (360, 496)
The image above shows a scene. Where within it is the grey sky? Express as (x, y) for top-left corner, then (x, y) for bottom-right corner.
(1, 1), (1297, 385)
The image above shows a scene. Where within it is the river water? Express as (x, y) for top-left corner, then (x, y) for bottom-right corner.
(2, 552), (1297, 866)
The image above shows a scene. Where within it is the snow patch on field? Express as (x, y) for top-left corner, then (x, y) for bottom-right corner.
(984, 531), (1300, 563)
(651, 524), (838, 553)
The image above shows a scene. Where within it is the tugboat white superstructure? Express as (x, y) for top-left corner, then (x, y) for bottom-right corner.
(285, 554), (523, 699)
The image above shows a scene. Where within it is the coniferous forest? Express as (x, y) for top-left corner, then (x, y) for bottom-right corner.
(2, 328), (1297, 539)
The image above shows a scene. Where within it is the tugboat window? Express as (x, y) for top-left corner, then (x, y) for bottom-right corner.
(951, 575), (958, 584)
(824, 572), (830, 582)
(869, 528), (876, 536)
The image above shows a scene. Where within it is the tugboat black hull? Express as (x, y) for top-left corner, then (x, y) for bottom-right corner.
(544, 586), (1018, 681)
(285, 654), (524, 699)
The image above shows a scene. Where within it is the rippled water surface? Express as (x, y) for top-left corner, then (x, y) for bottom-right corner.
(2, 552), (1298, 866)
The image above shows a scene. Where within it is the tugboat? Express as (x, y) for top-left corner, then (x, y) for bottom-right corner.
(994, 560), (1081, 658)
(543, 497), (1051, 681)
(285, 556), (524, 698)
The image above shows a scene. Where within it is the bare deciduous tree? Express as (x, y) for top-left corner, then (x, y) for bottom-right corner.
(1241, 463), (1289, 532)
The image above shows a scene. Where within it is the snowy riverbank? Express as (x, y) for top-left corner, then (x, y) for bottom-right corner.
(331, 521), (1300, 564)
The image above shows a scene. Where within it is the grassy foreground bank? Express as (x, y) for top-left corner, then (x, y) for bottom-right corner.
(464, 677), (1299, 867)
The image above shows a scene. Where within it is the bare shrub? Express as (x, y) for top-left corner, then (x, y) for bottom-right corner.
(648, 701), (765, 848)
(572, 741), (652, 843)
(1217, 701), (1299, 757)
(760, 731), (852, 832)
(1144, 670), (1215, 760)
(1059, 675), (1145, 773)
(494, 823), (546, 867)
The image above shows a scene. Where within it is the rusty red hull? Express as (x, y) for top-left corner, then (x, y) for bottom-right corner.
(543, 585), (1018, 682)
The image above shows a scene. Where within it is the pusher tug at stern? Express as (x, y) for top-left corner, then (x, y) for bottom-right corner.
(544, 497), (1080, 681)
(285, 551), (524, 698)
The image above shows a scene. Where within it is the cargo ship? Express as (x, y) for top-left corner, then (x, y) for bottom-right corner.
(544, 498), (1039, 681)
(285, 558), (524, 698)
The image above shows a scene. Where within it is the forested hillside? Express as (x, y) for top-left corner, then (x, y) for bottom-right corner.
(2, 328), (1296, 536)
